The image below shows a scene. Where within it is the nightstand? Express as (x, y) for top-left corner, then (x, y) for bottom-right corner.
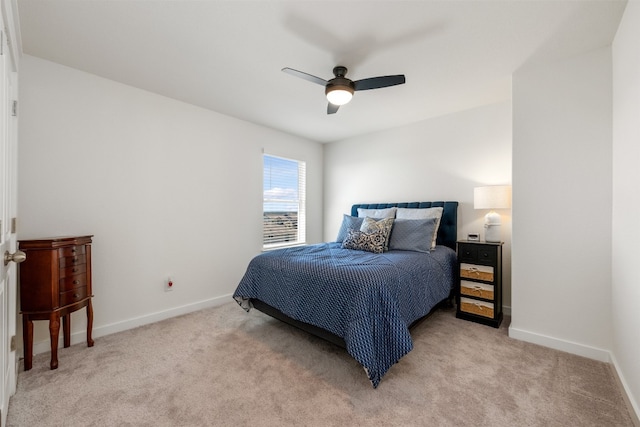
(456, 240), (503, 328)
(18, 235), (95, 370)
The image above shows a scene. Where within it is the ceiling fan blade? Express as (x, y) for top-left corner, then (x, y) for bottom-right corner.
(327, 103), (340, 114)
(282, 67), (327, 86)
(353, 75), (406, 91)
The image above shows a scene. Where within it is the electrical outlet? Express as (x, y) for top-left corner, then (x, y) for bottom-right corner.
(165, 277), (174, 292)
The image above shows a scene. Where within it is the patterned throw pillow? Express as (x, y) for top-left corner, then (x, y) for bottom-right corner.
(360, 217), (394, 251)
(341, 228), (386, 254)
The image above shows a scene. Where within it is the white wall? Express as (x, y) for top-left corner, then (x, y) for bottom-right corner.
(18, 55), (323, 350)
(511, 47), (613, 361)
(324, 101), (513, 308)
(612, 0), (640, 416)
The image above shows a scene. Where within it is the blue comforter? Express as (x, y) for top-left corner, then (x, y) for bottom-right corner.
(233, 242), (457, 388)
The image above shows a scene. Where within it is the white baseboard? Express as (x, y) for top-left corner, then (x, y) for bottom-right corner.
(507, 326), (610, 362)
(32, 294), (233, 356)
(609, 353), (640, 426)
(503, 305), (511, 316)
(508, 326), (640, 423)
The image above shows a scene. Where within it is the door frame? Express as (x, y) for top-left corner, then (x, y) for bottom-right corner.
(1, 0), (20, 425)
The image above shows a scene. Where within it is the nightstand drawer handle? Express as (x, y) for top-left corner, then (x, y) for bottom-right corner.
(73, 280), (80, 285)
(73, 293), (80, 299)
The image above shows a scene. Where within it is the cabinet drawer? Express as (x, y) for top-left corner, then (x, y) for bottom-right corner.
(458, 245), (497, 264)
(59, 254), (86, 269)
(460, 280), (494, 299)
(476, 247), (496, 264)
(60, 263), (87, 279)
(458, 245), (478, 263)
(460, 297), (494, 319)
(460, 263), (494, 282)
(59, 273), (87, 292)
(59, 245), (86, 258)
(59, 286), (88, 306)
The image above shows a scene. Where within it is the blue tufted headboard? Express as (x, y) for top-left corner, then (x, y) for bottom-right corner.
(351, 201), (459, 250)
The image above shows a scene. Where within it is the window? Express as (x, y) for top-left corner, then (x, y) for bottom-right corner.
(263, 154), (306, 248)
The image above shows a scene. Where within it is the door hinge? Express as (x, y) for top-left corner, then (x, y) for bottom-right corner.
(11, 217), (17, 234)
(10, 335), (16, 352)
(12, 100), (17, 117)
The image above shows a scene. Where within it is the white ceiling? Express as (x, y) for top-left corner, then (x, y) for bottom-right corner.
(16, 0), (626, 143)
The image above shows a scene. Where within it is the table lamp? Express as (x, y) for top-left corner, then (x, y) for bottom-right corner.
(474, 185), (511, 243)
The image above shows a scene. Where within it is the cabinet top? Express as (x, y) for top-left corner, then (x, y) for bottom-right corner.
(457, 240), (503, 246)
(18, 235), (93, 249)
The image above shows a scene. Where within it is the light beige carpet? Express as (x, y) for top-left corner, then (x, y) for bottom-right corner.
(7, 302), (636, 426)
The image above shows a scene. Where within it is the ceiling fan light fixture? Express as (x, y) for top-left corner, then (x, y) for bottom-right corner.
(282, 65), (405, 114)
(325, 85), (354, 106)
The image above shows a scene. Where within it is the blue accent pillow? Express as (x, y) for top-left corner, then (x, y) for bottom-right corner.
(388, 218), (439, 253)
(336, 215), (364, 242)
(396, 207), (443, 249)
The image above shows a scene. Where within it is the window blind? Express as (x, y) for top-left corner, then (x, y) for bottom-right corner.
(263, 154), (306, 248)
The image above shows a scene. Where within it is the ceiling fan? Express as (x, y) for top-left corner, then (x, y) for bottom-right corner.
(282, 66), (406, 114)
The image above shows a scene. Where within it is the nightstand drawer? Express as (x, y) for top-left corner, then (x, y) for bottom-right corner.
(59, 245), (86, 258)
(460, 297), (494, 319)
(460, 280), (494, 299)
(59, 254), (86, 269)
(460, 263), (494, 282)
(458, 245), (478, 262)
(59, 273), (87, 292)
(476, 247), (497, 264)
(60, 263), (87, 279)
(458, 245), (497, 264)
(59, 286), (88, 306)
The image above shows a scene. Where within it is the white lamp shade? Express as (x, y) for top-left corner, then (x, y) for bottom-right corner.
(474, 185), (511, 210)
(326, 88), (353, 106)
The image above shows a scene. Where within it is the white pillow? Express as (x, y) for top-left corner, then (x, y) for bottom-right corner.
(357, 207), (397, 219)
(395, 207), (443, 249)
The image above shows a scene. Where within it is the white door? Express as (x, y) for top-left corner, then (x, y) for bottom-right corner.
(0, 4), (20, 424)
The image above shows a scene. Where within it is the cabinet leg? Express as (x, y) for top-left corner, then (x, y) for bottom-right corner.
(63, 315), (71, 348)
(49, 313), (60, 370)
(86, 299), (94, 347)
(22, 316), (33, 371)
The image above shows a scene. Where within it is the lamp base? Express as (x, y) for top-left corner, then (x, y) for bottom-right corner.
(484, 224), (501, 243)
(484, 211), (502, 243)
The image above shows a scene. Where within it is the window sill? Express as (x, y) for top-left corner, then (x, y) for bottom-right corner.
(262, 242), (306, 252)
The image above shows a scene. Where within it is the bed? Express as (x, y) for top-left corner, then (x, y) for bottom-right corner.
(233, 201), (458, 387)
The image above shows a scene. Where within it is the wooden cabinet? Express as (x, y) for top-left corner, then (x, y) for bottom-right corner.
(18, 235), (94, 370)
(456, 240), (503, 328)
